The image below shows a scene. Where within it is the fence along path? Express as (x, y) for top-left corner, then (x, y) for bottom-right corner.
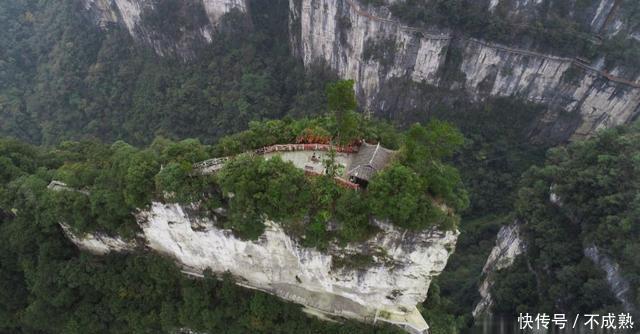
(342, 0), (640, 88)
(193, 143), (361, 189)
(341, 0), (450, 39)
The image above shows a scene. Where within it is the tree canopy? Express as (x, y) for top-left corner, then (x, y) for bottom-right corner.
(0, 108), (467, 246)
(492, 123), (640, 314)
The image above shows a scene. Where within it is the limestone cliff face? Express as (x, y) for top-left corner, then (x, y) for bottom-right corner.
(291, 0), (640, 142)
(82, 0), (248, 58)
(584, 245), (637, 314)
(292, 0), (449, 110)
(63, 202), (459, 333)
(473, 190), (639, 317)
(60, 223), (137, 255)
(487, 0), (634, 37)
(473, 230), (639, 317)
(472, 221), (526, 318)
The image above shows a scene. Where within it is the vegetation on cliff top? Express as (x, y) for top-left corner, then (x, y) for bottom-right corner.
(1, 0), (637, 332)
(0, 79), (466, 332)
(0, 145), (402, 333)
(491, 123), (640, 314)
(0, 0), (332, 145)
(416, 119), (640, 333)
(34, 80), (468, 245)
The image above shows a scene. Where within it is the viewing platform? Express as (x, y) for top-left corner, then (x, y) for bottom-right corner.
(193, 142), (396, 189)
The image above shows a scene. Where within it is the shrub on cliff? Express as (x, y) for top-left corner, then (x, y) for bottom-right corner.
(368, 164), (425, 227)
(399, 121), (469, 214)
(368, 164), (455, 230)
(218, 155), (311, 239)
(35, 107), (467, 243)
(0, 155), (404, 334)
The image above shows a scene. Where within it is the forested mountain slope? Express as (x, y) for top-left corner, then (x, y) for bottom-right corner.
(473, 124), (639, 322)
(3, 0), (640, 146)
(0, 0), (329, 145)
(0, 137), (405, 333)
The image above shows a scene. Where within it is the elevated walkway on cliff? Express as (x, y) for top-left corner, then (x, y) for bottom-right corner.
(193, 143), (357, 173)
(342, 0), (640, 89)
(193, 142), (397, 190)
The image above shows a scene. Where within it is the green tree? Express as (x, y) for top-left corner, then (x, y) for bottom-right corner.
(335, 189), (373, 242)
(491, 124), (640, 315)
(124, 151), (160, 208)
(218, 155), (311, 239)
(401, 121), (468, 211)
(367, 164), (424, 228)
(155, 161), (202, 204)
(326, 80), (360, 144)
(402, 120), (464, 171)
(326, 80), (357, 115)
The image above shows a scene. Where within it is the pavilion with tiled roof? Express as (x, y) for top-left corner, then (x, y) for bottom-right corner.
(346, 142), (396, 186)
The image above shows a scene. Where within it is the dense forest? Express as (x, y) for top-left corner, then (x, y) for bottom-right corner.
(0, 137), (403, 333)
(422, 124), (640, 333)
(492, 124), (640, 314)
(0, 79), (469, 332)
(0, 0), (332, 145)
(43, 105), (467, 243)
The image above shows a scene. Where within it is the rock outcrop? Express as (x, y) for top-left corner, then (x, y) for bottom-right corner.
(584, 245), (637, 314)
(83, 0), (248, 58)
(473, 201), (638, 318)
(78, 0), (640, 141)
(60, 223), (137, 255)
(62, 202), (459, 333)
(552, 188), (637, 314)
(487, 0), (634, 37)
(290, 0), (640, 142)
(472, 221), (526, 318)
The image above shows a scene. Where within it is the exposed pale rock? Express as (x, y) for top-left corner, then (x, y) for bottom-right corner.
(63, 202), (459, 333)
(473, 221), (638, 318)
(60, 224), (136, 255)
(472, 221), (526, 318)
(82, 0), (640, 140)
(488, 0), (500, 12)
(83, 0), (247, 58)
(291, 0), (640, 141)
(202, 0), (247, 23)
(459, 40), (640, 140)
(584, 245), (637, 314)
(114, 0), (142, 36)
(590, 0), (618, 32)
(296, 0), (450, 112)
(486, 0), (628, 35)
(83, 0), (120, 27)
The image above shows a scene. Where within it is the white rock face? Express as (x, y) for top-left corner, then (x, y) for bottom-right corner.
(459, 39), (640, 139)
(83, 0), (121, 27)
(114, 0), (143, 36)
(64, 202), (459, 333)
(292, 0), (640, 140)
(83, 0), (247, 57)
(60, 223), (136, 255)
(296, 0), (449, 113)
(202, 0), (247, 24)
(487, 0), (629, 36)
(584, 245), (637, 314)
(472, 221), (526, 318)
